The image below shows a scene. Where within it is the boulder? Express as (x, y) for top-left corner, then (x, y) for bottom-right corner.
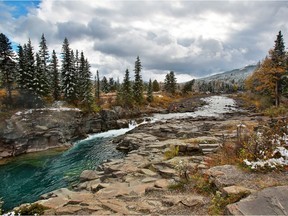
(226, 186), (288, 215)
(206, 165), (250, 190)
(222, 185), (254, 197)
(79, 170), (99, 182)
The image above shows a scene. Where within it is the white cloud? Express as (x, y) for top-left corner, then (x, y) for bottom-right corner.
(1, 0), (288, 81)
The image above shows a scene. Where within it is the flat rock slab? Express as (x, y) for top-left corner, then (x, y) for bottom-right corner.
(226, 186), (288, 215)
(205, 165), (251, 190)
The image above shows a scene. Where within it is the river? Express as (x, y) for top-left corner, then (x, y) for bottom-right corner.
(0, 95), (236, 211)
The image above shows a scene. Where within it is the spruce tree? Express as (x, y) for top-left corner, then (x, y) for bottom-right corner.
(78, 51), (93, 105)
(17, 44), (26, 90)
(101, 76), (109, 93)
(272, 31), (286, 106)
(38, 33), (50, 96)
(61, 38), (77, 102)
(95, 70), (100, 100)
(122, 68), (133, 106)
(152, 79), (160, 92)
(34, 53), (44, 96)
(147, 78), (153, 102)
(133, 56), (144, 104)
(164, 71), (177, 94)
(25, 39), (36, 92)
(0, 33), (15, 106)
(50, 50), (61, 100)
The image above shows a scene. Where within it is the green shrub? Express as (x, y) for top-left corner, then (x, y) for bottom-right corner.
(164, 145), (179, 160)
(15, 203), (48, 215)
(264, 105), (288, 117)
(209, 191), (247, 215)
(191, 172), (215, 195)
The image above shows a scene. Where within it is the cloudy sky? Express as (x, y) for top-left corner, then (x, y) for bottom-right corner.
(1, 0), (288, 82)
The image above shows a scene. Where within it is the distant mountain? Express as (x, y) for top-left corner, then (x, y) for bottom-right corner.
(198, 65), (257, 83)
(193, 65), (257, 93)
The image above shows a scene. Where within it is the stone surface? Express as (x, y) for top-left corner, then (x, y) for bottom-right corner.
(206, 165), (250, 190)
(0, 109), (125, 159)
(79, 170), (99, 182)
(226, 186), (288, 215)
(222, 185), (254, 197)
(154, 179), (170, 188)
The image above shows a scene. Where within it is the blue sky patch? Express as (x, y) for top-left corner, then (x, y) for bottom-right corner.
(3, 0), (40, 18)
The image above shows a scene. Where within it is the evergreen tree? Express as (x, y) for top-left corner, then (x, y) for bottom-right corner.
(164, 71), (177, 94)
(182, 79), (195, 94)
(78, 51), (93, 105)
(38, 33), (50, 95)
(147, 78), (153, 102)
(24, 39), (36, 92)
(61, 38), (77, 102)
(34, 53), (45, 96)
(73, 49), (81, 98)
(121, 68), (133, 106)
(101, 76), (109, 93)
(95, 70), (100, 100)
(109, 77), (116, 92)
(133, 56), (144, 104)
(152, 79), (160, 92)
(50, 50), (61, 100)
(0, 33), (15, 105)
(17, 44), (26, 89)
(271, 31), (286, 106)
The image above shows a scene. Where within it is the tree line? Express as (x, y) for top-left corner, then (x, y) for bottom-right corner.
(0, 32), (184, 111)
(0, 33), (93, 109)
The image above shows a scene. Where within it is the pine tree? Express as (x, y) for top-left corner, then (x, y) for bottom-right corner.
(61, 38), (77, 102)
(152, 79), (160, 92)
(164, 71), (177, 95)
(0, 33), (15, 106)
(38, 33), (50, 96)
(50, 50), (61, 100)
(17, 44), (26, 90)
(95, 70), (100, 100)
(271, 31), (286, 106)
(109, 77), (116, 92)
(147, 78), (153, 102)
(101, 76), (109, 93)
(34, 53), (45, 96)
(182, 79), (195, 94)
(25, 39), (36, 92)
(133, 56), (144, 104)
(121, 68), (133, 106)
(78, 51), (93, 105)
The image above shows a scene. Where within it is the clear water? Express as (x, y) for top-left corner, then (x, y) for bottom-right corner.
(0, 95), (235, 212)
(0, 126), (135, 211)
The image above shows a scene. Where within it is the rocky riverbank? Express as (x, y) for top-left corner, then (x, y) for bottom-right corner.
(7, 95), (288, 215)
(0, 95), (205, 161)
(0, 108), (125, 160)
(13, 100), (286, 215)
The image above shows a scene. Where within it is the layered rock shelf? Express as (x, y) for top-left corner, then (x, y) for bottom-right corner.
(23, 111), (288, 215)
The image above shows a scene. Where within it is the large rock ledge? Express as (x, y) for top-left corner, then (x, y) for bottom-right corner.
(16, 113), (288, 215)
(0, 109), (123, 160)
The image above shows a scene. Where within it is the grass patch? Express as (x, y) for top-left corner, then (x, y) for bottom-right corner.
(264, 105), (288, 117)
(164, 145), (179, 160)
(209, 191), (248, 215)
(168, 179), (189, 191)
(190, 172), (215, 195)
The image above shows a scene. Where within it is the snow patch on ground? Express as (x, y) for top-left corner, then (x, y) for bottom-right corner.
(244, 147), (288, 170)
